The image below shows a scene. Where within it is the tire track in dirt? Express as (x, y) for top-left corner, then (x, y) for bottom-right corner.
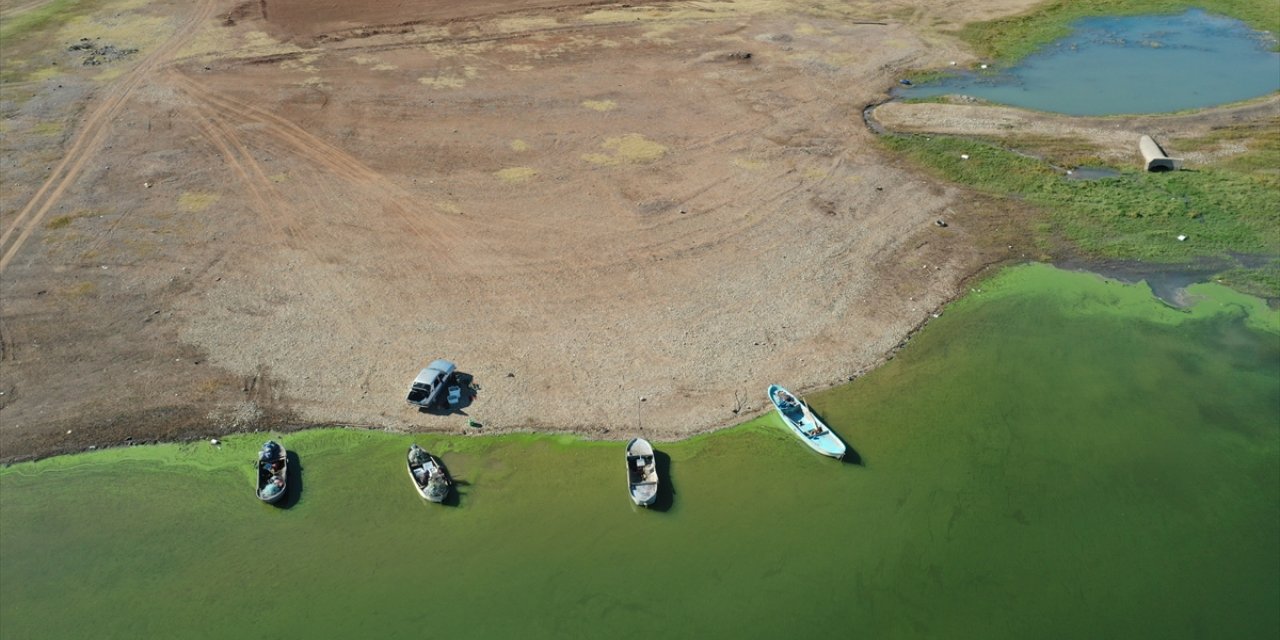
(0, 0), (52, 19)
(182, 104), (291, 237)
(168, 72), (479, 263)
(0, 0), (221, 273)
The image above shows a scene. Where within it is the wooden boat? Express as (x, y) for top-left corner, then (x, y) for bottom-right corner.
(626, 438), (659, 506)
(256, 440), (287, 504)
(768, 384), (847, 459)
(407, 444), (452, 503)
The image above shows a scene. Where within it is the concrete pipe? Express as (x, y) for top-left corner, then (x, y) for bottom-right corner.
(1139, 135), (1182, 172)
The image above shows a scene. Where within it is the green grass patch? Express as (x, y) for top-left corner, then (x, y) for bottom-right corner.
(43, 209), (99, 230)
(881, 134), (1280, 271)
(902, 68), (958, 85)
(959, 0), (1280, 62)
(44, 215), (75, 229)
(1179, 116), (1280, 179)
(1213, 262), (1280, 300)
(30, 121), (63, 135)
(0, 0), (88, 43)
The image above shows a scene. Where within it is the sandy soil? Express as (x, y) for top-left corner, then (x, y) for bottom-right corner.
(0, 0), (1045, 461)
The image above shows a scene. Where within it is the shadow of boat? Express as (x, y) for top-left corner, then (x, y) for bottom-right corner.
(436, 457), (462, 508)
(647, 449), (676, 512)
(271, 450), (303, 509)
(806, 405), (865, 467)
(840, 443), (865, 467)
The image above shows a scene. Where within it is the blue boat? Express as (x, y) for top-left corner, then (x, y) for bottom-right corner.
(768, 385), (847, 459)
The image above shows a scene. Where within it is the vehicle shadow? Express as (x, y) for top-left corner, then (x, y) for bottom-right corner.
(648, 449), (676, 512)
(274, 450), (303, 509)
(418, 372), (478, 416)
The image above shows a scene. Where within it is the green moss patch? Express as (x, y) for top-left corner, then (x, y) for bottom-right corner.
(960, 0), (1280, 63)
(881, 134), (1280, 286)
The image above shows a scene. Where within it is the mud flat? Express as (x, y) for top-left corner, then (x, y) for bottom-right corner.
(0, 0), (1055, 460)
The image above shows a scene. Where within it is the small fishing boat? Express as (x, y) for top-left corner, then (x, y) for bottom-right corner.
(407, 444), (452, 503)
(256, 440), (287, 504)
(626, 438), (659, 506)
(768, 384), (847, 459)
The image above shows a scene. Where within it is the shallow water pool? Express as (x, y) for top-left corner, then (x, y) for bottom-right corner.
(903, 10), (1280, 115)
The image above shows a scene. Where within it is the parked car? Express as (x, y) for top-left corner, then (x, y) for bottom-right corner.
(406, 359), (457, 409)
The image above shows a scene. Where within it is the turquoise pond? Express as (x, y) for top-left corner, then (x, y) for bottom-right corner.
(902, 10), (1280, 115)
(2, 264), (1278, 639)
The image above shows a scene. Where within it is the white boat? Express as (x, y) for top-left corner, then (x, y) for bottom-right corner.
(626, 438), (659, 506)
(407, 444), (452, 503)
(256, 440), (287, 504)
(768, 385), (847, 459)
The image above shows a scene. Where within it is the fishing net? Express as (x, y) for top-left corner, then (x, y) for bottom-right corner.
(426, 477), (449, 500)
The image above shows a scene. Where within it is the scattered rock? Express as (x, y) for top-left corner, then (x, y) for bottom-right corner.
(70, 41), (139, 66)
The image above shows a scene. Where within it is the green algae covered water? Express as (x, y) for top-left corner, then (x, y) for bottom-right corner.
(3, 264), (1278, 639)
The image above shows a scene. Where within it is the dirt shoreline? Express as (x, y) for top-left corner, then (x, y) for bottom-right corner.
(870, 93), (1280, 166)
(2, 0), (1059, 463)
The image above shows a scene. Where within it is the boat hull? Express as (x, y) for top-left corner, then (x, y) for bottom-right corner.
(626, 438), (659, 506)
(768, 385), (847, 459)
(407, 446), (451, 503)
(256, 441), (288, 503)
